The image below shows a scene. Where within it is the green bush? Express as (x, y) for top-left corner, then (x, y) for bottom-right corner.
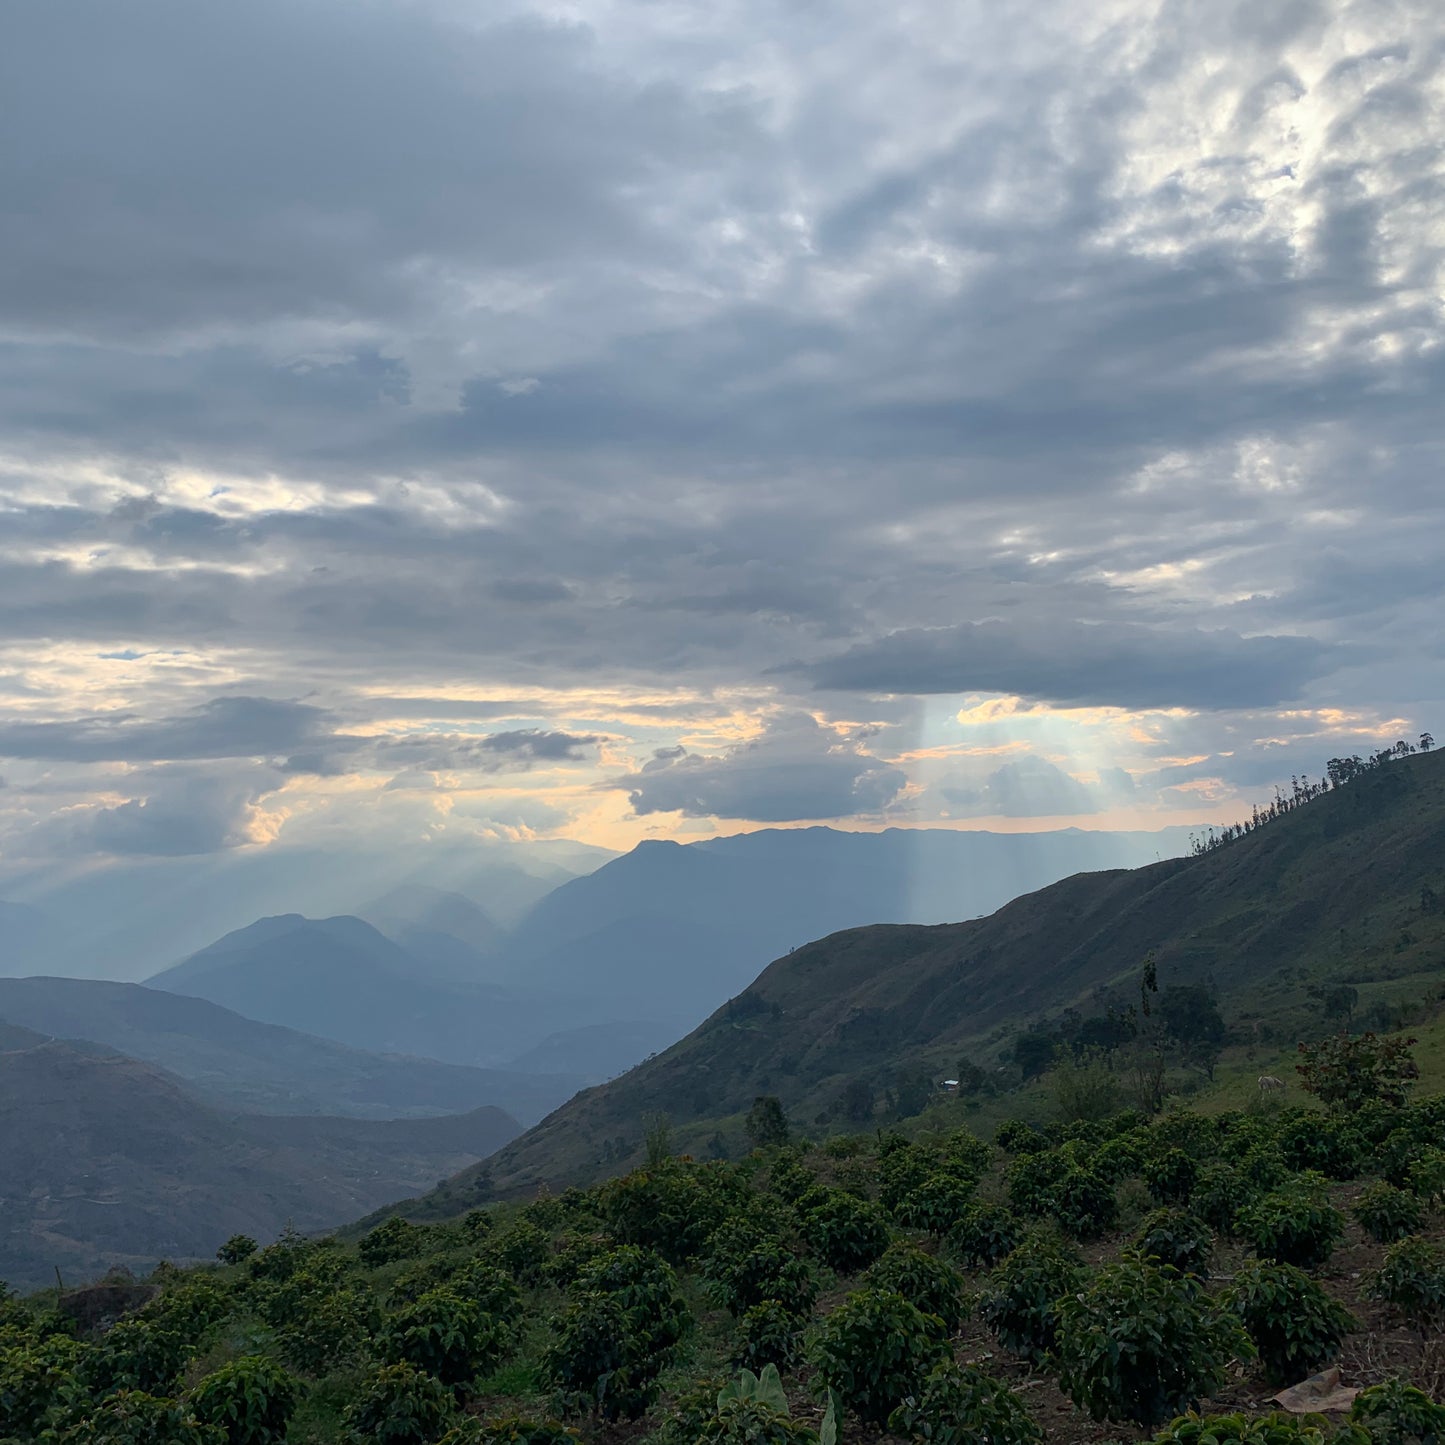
(994, 1119), (1046, 1154)
(596, 1162), (742, 1265)
(1148, 1410), (1370, 1445)
(864, 1243), (970, 1331)
(1093, 1133), (1146, 1183)
(274, 1285), (376, 1376)
(544, 1292), (665, 1421)
(943, 1130), (994, 1179)
(47, 1388), (225, 1445)
(484, 1221), (552, 1285)
(82, 1318), (190, 1397)
(1135, 1210), (1213, 1275)
(948, 1205), (1020, 1271)
(1225, 1259), (1355, 1384)
(574, 1245), (690, 1355)
(1192, 1163), (1253, 1235)
(977, 1233), (1082, 1363)
(447, 1419), (580, 1445)
(800, 1191), (892, 1274)
(877, 1146), (937, 1212)
(1050, 1168), (1118, 1241)
(1276, 1114), (1364, 1180)
(0, 1335), (86, 1438)
(1006, 1150), (1068, 1217)
(358, 1216), (429, 1267)
(704, 1239), (817, 1320)
(810, 1287), (948, 1426)
(1408, 1147), (1445, 1209)
(1351, 1378), (1445, 1445)
(889, 1360), (1042, 1445)
(342, 1361), (455, 1445)
(1054, 1253), (1251, 1426)
(1237, 1176), (1345, 1269)
(1372, 1236), (1445, 1330)
(893, 1172), (977, 1235)
(1354, 1182), (1425, 1243)
(188, 1356), (299, 1445)
(216, 1236), (257, 1266)
(381, 1287), (509, 1391)
(731, 1301), (806, 1376)
(1143, 1149), (1199, 1206)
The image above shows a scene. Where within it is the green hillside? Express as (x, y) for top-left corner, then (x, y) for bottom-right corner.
(421, 748), (1445, 1204)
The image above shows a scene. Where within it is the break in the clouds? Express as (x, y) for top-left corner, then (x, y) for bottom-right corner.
(0, 0), (1441, 864)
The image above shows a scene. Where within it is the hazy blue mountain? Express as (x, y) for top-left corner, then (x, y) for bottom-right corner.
(0, 1035), (520, 1290)
(0, 900), (72, 977)
(502, 1018), (691, 1083)
(0, 975), (580, 1123)
(500, 824), (1198, 1026)
(359, 883), (505, 955)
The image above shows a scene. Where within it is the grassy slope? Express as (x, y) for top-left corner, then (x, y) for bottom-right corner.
(406, 750), (1445, 1212)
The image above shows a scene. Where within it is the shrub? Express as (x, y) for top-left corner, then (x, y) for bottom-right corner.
(894, 1172), (977, 1235)
(544, 1292), (666, 1421)
(1297, 1031), (1418, 1112)
(800, 1191), (892, 1274)
(1050, 1168), (1118, 1241)
(1372, 1236), (1445, 1330)
(451, 1420), (580, 1445)
(1354, 1182), (1425, 1243)
(1006, 1151), (1068, 1217)
(1054, 1254), (1251, 1427)
(1409, 1147), (1445, 1208)
(216, 1236), (257, 1266)
(1093, 1133), (1146, 1183)
(1149, 1411), (1370, 1445)
(943, 1130), (994, 1179)
(994, 1119), (1046, 1155)
(1225, 1259), (1355, 1384)
(1237, 1177), (1345, 1269)
(381, 1287), (509, 1391)
(1238, 1144), (1290, 1193)
(1193, 1163), (1253, 1235)
(0, 1335), (85, 1439)
(1135, 1210), (1213, 1275)
(574, 1246), (690, 1355)
(342, 1361), (455, 1445)
(1351, 1378), (1445, 1445)
(188, 1356), (299, 1445)
(977, 1234), (1083, 1363)
(596, 1162), (741, 1265)
(1143, 1148), (1199, 1206)
(705, 1240), (817, 1320)
(948, 1205), (1020, 1271)
(864, 1243), (970, 1331)
(274, 1285), (376, 1376)
(1276, 1114), (1364, 1180)
(889, 1360), (1042, 1445)
(485, 1221), (552, 1285)
(82, 1317), (190, 1397)
(731, 1301), (806, 1376)
(358, 1216), (429, 1267)
(46, 1388), (225, 1445)
(811, 1287), (948, 1426)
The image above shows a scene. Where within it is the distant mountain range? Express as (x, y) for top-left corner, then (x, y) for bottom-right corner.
(0, 976), (579, 1124)
(407, 749), (1445, 1205)
(0, 1030), (519, 1290)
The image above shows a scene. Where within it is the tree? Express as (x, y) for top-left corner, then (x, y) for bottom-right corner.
(1013, 1029), (1058, 1082)
(1421, 732), (1434, 752)
(1159, 986), (1226, 1080)
(1308, 983), (1359, 1027)
(1297, 1031), (1419, 1112)
(840, 1079), (875, 1124)
(745, 1096), (790, 1149)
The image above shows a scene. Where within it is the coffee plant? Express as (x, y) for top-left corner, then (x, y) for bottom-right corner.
(1351, 1378), (1445, 1445)
(977, 1232), (1082, 1363)
(888, 1361), (1042, 1445)
(948, 1204), (1020, 1270)
(381, 1286), (510, 1391)
(1225, 1259), (1355, 1384)
(1143, 1148), (1199, 1206)
(1354, 1182), (1426, 1243)
(1237, 1175), (1345, 1269)
(342, 1361), (456, 1445)
(1135, 1209), (1213, 1275)
(1054, 1253), (1251, 1427)
(799, 1190), (892, 1273)
(187, 1355), (299, 1445)
(1372, 1236), (1445, 1330)
(810, 1287), (948, 1426)
(1149, 1411), (1370, 1445)
(731, 1300), (806, 1375)
(864, 1242), (969, 1331)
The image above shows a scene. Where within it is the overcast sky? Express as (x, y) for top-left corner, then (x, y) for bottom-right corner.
(0, 0), (1440, 872)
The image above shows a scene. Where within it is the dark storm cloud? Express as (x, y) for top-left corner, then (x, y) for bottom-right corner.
(805, 620), (1337, 711)
(0, 697), (334, 763)
(616, 714), (906, 821)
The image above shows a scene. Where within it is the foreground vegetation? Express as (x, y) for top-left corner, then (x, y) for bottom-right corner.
(5, 1032), (1445, 1445)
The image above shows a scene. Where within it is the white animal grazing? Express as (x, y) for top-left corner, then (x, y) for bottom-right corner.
(1258, 1075), (1286, 1093)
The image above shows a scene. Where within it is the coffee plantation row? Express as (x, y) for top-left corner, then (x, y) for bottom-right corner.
(4, 1088), (1445, 1445)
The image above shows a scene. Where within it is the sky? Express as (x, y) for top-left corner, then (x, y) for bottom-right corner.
(0, 0), (1441, 874)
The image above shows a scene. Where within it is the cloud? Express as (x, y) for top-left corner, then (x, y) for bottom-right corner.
(940, 756), (1102, 819)
(806, 620), (1336, 710)
(0, 697), (337, 764)
(615, 713), (906, 821)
